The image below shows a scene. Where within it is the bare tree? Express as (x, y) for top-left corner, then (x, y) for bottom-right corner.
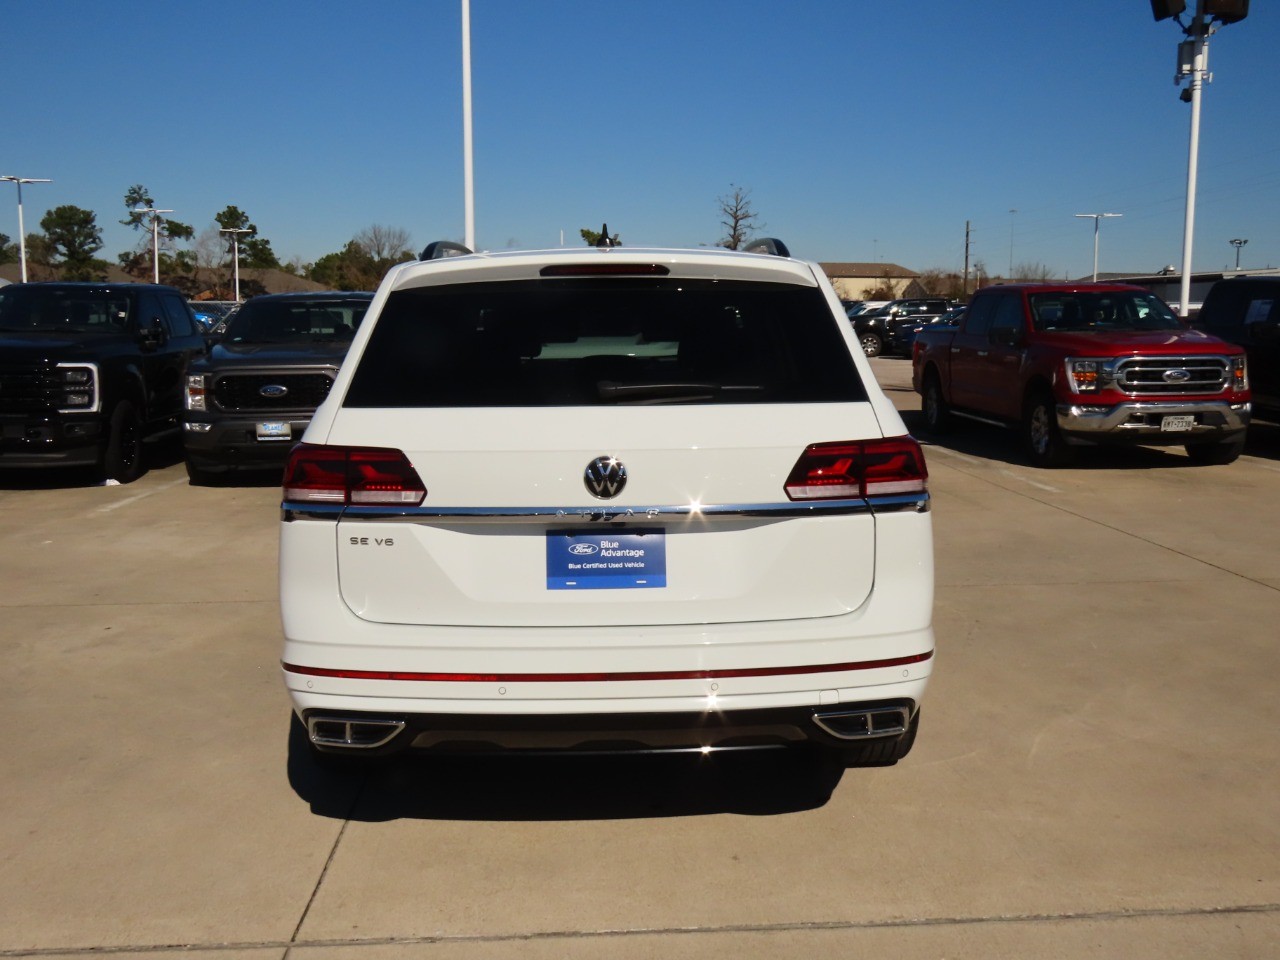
(717, 184), (760, 250)
(354, 225), (413, 261)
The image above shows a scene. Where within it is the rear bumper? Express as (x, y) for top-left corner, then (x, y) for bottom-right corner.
(294, 698), (922, 757)
(1057, 399), (1250, 444)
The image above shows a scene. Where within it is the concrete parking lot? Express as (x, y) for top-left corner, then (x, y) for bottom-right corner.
(1, 359), (1277, 959)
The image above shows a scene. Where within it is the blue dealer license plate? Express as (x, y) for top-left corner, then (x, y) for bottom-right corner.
(546, 528), (666, 590)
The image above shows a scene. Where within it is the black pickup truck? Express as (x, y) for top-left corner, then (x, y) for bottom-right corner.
(0, 282), (205, 482)
(1193, 276), (1280, 423)
(182, 292), (373, 483)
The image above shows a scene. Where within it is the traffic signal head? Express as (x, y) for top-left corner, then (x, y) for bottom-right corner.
(1151, 0), (1187, 20)
(1205, 0), (1249, 23)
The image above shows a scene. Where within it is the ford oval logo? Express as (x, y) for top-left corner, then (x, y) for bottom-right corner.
(1163, 369), (1192, 384)
(568, 543), (599, 556)
(259, 384), (289, 398)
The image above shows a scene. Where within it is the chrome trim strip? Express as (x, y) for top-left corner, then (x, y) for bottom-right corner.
(281, 492), (929, 523)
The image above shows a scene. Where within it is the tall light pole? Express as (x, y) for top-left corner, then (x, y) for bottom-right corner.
(1, 174), (52, 283)
(1229, 237), (1247, 270)
(1152, 0), (1251, 315)
(1008, 208), (1017, 279)
(132, 206), (173, 283)
(461, 0), (475, 251)
(1075, 213), (1122, 282)
(219, 227), (252, 301)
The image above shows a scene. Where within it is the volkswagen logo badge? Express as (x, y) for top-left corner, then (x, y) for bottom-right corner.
(584, 456), (627, 499)
(1163, 369), (1192, 384)
(259, 383), (289, 398)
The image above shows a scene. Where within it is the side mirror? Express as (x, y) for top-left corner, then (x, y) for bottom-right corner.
(140, 317), (167, 349)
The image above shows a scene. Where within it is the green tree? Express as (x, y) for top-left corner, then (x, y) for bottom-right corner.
(0, 232), (14, 265)
(40, 205), (107, 280)
(213, 205), (280, 269)
(309, 225), (414, 290)
(580, 225), (620, 246)
(118, 185), (194, 281)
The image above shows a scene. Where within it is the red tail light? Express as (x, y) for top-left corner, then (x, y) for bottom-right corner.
(784, 437), (928, 501)
(283, 444), (426, 506)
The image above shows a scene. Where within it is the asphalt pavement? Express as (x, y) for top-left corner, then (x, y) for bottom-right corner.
(1, 360), (1277, 959)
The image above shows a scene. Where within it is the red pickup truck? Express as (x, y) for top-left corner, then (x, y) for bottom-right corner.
(911, 283), (1251, 466)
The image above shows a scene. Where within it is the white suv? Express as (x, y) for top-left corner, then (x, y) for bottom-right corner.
(279, 238), (934, 768)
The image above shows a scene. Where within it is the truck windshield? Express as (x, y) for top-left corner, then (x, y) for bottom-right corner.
(1029, 292), (1182, 333)
(222, 298), (372, 344)
(0, 287), (132, 332)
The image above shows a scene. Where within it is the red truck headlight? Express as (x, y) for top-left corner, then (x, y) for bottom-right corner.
(1231, 356), (1247, 392)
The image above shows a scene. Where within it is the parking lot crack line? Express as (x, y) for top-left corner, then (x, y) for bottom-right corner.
(281, 780), (367, 960)
(5, 902), (1278, 957)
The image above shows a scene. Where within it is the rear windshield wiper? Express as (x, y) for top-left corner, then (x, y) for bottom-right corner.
(596, 381), (767, 404)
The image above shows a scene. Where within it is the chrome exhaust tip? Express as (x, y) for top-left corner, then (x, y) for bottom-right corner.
(812, 706), (910, 741)
(307, 716), (404, 750)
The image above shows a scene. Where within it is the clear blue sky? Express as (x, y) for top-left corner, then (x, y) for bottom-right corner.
(3, 0), (1277, 280)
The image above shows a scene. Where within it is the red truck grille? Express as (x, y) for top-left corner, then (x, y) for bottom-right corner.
(1113, 357), (1229, 396)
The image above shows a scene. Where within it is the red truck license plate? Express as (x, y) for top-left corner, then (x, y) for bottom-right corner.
(1160, 415), (1195, 432)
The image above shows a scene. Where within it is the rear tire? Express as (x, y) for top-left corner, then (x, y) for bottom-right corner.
(185, 460), (223, 486)
(1185, 436), (1245, 465)
(101, 400), (144, 483)
(1022, 390), (1074, 468)
(921, 371), (952, 435)
(859, 331), (883, 358)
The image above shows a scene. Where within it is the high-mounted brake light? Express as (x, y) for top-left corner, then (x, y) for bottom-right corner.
(784, 437), (928, 501)
(283, 444), (426, 506)
(539, 263), (670, 277)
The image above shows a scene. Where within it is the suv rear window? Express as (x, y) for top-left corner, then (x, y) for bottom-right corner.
(344, 278), (868, 407)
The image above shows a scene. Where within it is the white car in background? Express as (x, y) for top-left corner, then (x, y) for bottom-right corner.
(279, 237), (935, 770)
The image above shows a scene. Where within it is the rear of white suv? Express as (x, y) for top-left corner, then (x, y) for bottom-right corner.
(279, 241), (934, 767)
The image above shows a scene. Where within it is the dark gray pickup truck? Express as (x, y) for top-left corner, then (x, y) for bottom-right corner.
(182, 292), (373, 483)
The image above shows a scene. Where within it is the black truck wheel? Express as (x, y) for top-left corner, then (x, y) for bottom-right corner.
(1185, 437), (1245, 465)
(101, 400), (145, 483)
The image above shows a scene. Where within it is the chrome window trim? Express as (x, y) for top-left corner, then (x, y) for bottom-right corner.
(282, 493), (929, 523)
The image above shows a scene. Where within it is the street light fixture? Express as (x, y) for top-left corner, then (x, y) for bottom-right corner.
(1152, 0), (1251, 315)
(1229, 237), (1247, 270)
(132, 206), (173, 284)
(1, 174), (53, 283)
(219, 227), (252, 302)
(1074, 213), (1122, 282)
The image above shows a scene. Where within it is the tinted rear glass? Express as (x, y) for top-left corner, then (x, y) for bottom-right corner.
(344, 278), (867, 407)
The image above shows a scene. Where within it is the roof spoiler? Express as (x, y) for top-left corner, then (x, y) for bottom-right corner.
(419, 240), (473, 261)
(741, 237), (792, 258)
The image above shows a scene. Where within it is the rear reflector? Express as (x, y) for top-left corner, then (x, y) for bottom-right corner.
(784, 437), (928, 501)
(283, 444), (426, 506)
